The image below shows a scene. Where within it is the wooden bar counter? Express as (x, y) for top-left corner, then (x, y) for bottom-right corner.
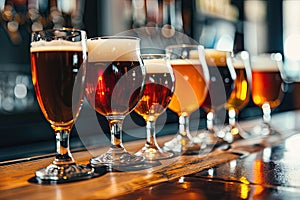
(1, 110), (300, 200)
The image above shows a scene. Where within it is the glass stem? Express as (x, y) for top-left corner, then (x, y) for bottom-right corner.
(179, 113), (192, 140)
(146, 120), (157, 148)
(262, 102), (271, 126)
(108, 118), (124, 149)
(54, 129), (74, 165)
(228, 108), (237, 127)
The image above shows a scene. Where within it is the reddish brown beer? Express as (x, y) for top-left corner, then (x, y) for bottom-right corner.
(85, 61), (144, 116)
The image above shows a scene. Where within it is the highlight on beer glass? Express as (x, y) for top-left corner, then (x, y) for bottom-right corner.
(199, 49), (236, 144)
(30, 28), (94, 182)
(134, 54), (175, 160)
(163, 44), (210, 153)
(250, 53), (284, 136)
(224, 51), (251, 141)
(85, 36), (146, 169)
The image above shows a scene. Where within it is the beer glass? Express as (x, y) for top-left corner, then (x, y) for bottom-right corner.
(250, 53), (284, 136)
(134, 54), (175, 160)
(85, 36), (146, 168)
(199, 49), (236, 144)
(224, 51), (251, 141)
(163, 44), (210, 153)
(30, 28), (94, 182)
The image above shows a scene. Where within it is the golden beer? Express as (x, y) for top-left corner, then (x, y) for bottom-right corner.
(167, 59), (208, 115)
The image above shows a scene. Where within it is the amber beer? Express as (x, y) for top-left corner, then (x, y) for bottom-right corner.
(202, 49), (235, 111)
(226, 60), (250, 111)
(134, 59), (175, 121)
(31, 43), (85, 128)
(85, 38), (145, 117)
(167, 59), (208, 115)
(251, 59), (283, 109)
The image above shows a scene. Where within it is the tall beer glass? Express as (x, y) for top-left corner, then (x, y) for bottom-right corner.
(30, 28), (94, 182)
(225, 51), (251, 141)
(86, 36), (146, 168)
(163, 45), (209, 153)
(134, 54), (175, 160)
(250, 53), (284, 136)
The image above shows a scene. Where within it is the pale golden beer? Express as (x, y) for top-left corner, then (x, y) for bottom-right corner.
(168, 59), (208, 115)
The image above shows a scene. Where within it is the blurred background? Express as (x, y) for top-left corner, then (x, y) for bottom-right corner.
(1, 0), (300, 161)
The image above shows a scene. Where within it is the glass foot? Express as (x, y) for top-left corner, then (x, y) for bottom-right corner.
(90, 148), (145, 169)
(135, 145), (173, 161)
(35, 163), (94, 183)
(163, 134), (200, 154)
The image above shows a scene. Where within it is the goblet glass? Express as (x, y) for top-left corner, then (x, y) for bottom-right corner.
(30, 28), (94, 182)
(224, 51), (252, 142)
(199, 49), (236, 145)
(250, 53), (284, 136)
(134, 54), (175, 160)
(85, 36), (146, 169)
(163, 44), (210, 153)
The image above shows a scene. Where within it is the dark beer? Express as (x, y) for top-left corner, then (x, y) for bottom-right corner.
(202, 49), (235, 111)
(31, 45), (85, 129)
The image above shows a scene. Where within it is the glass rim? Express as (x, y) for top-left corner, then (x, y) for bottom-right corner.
(142, 53), (169, 57)
(165, 44), (204, 49)
(88, 36), (140, 41)
(32, 27), (86, 34)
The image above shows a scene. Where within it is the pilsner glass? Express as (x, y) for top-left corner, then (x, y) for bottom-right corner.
(30, 28), (94, 182)
(134, 54), (175, 160)
(199, 49), (236, 144)
(163, 44), (209, 153)
(250, 53), (284, 136)
(85, 36), (146, 169)
(224, 51), (251, 141)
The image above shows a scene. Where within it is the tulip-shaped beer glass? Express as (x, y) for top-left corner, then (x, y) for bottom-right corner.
(30, 28), (94, 182)
(163, 45), (209, 153)
(85, 36), (146, 169)
(250, 53), (284, 136)
(134, 54), (175, 160)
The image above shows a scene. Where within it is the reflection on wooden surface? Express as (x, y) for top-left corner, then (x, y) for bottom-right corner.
(1, 110), (300, 199)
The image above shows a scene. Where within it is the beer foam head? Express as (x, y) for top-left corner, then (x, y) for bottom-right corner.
(30, 40), (83, 52)
(233, 59), (245, 69)
(87, 37), (140, 62)
(205, 49), (229, 66)
(169, 59), (201, 66)
(143, 58), (172, 73)
(251, 54), (281, 72)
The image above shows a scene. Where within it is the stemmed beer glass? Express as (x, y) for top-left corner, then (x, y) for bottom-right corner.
(30, 28), (94, 182)
(224, 51), (252, 141)
(250, 53), (284, 136)
(199, 49), (236, 144)
(134, 54), (175, 160)
(85, 36), (146, 169)
(163, 44), (210, 153)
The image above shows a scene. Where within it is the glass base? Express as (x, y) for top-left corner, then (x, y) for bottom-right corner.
(35, 163), (94, 183)
(163, 134), (200, 154)
(90, 147), (145, 169)
(245, 123), (281, 138)
(135, 145), (173, 161)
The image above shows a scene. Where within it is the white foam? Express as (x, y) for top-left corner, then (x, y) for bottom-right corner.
(30, 40), (83, 52)
(143, 59), (172, 73)
(233, 59), (245, 69)
(169, 59), (201, 66)
(251, 55), (280, 71)
(87, 38), (140, 62)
